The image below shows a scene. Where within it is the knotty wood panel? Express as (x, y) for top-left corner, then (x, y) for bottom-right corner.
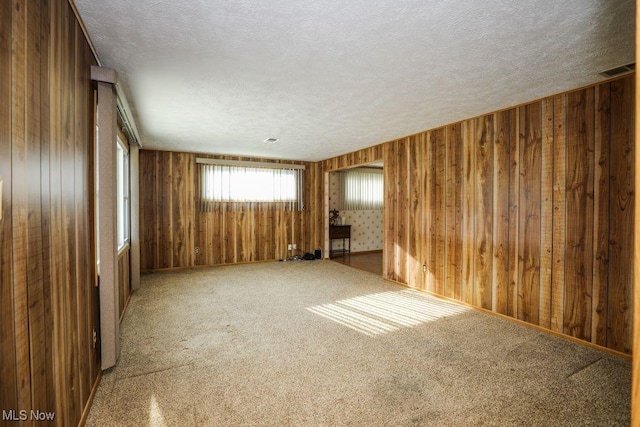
(518, 103), (542, 325)
(539, 99), (554, 328)
(322, 75), (634, 355)
(608, 77), (634, 353)
(396, 138), (410, 284)
(461, 121), (475, 304)
(492, 111), (511, 314)
(593, 84), (611, 346)
(507, 109), (520, 319)
(551, 94), (567, 333)
(445, 124), (463, 300)
(474, 115), (494, 310)
(422, 132), (433, 292)
(1, 0), (101, 425)
(565, 89), (595, 341)
(408, 134), (423, 289)
(383, 141), (397, 280)
(431, 129), (446, 296)
(139, 150), (322, 270)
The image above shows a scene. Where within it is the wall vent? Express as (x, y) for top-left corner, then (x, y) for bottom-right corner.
(599, 63), (635, 78)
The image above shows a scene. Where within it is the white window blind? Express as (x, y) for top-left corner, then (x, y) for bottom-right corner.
(199, 161), (304, 211)
(338, 168), (383, 210)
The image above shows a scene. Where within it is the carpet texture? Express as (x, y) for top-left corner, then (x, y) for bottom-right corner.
(86, 261), (630, 426)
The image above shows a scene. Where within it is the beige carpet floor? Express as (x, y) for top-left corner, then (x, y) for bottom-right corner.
(87, 261), (630, 426)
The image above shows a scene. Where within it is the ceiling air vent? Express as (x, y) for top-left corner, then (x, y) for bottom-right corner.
(599, 63), (635, 78)
(263, 138), (279, 144)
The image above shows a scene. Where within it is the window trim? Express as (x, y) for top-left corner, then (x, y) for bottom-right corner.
(116, 137), (130, 251)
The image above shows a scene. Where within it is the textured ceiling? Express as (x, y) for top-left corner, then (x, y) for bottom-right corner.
(74, 0), (634, 161)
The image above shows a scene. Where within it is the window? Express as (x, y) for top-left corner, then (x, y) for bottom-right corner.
(198, 160), (304, 211)
(116, 137), (130, 250)
(339, 168), (383, 210)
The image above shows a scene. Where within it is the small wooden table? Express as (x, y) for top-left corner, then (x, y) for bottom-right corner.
(329, 225), (351, 257)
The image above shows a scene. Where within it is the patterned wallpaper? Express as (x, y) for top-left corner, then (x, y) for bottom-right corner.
(329, 172), (383, 252)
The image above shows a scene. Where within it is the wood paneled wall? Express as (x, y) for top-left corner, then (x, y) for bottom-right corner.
(323, 76), (634, 354)
(139, 151), (323, 271)
(0, 0), (100, 425)
(118, 250), (131, 320)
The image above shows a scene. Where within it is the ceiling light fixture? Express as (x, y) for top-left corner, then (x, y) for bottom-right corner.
(263, 138), (279, 144)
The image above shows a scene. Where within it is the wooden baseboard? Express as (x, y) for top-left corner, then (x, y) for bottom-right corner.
(141, 258), (279, 274)
(119, 292), (132, 323)
(382, 276), (631, 361)
(78, 370), (102, 426)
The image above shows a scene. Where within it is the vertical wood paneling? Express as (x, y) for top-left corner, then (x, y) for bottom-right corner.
(565, 89), (595, 340)
(211, 210), (222, 264)
(551, 94), (567, 333)
(507, 109), (520, 318)
(539, 99), (554, 328)
(474, 115), (493, 309)
(461, 121), (475, 304)
(424, 131), (435, 292)
(27, 2), (48, 413)
(408, 134), (423, 289)
(445, 124), (463, 300)
(319, 76), (630, 356)
(172, 152), (186, 267)
(141, 150), (156, 269)
(11, 0), (33, 416)
(433, 128), (446, 295)
(517, 104), (542, 325)
(185, 154), (195, 266)
(493, 111), (510, 314)
(62, 8), (81, 421)
(139, 151), (321, 269)
(593, 84), (611, 346)
(39, 0), (56, 413)
(608, 77), (634, 353)
(309, 77), (633, 355)
(0, 0), (18, 414)
(49, 1), (67, 420)
(1, 0), (101, 423)
(396, 138), (410, 283)
(383, 141), (398, 281)
(633, 19), (640, 421)
(160, 152), (172, 268)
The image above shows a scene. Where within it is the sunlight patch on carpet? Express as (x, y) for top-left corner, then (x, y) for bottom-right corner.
(307, 289), (470, 336)
(149, 395), (167, 427)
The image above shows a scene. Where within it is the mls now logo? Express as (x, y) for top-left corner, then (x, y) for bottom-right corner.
(2, 410), (55, 421)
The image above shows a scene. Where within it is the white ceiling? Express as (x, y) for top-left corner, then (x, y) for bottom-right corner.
(74, 0), (634, 162)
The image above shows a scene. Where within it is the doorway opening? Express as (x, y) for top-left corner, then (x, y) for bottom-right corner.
(325, 161), (384, 276)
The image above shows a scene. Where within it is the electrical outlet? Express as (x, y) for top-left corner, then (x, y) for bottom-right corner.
(423, 264), (427, 272)
(293, 244), (297, 250)
(195, 246), (201, 255)
(92, 328), (97, 348)
(288, 244), (293, 251)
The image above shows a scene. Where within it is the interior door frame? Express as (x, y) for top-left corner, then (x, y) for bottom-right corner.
(323, 160), (385, 273)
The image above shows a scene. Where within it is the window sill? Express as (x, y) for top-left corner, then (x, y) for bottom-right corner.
(117, 243), (130, 257)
